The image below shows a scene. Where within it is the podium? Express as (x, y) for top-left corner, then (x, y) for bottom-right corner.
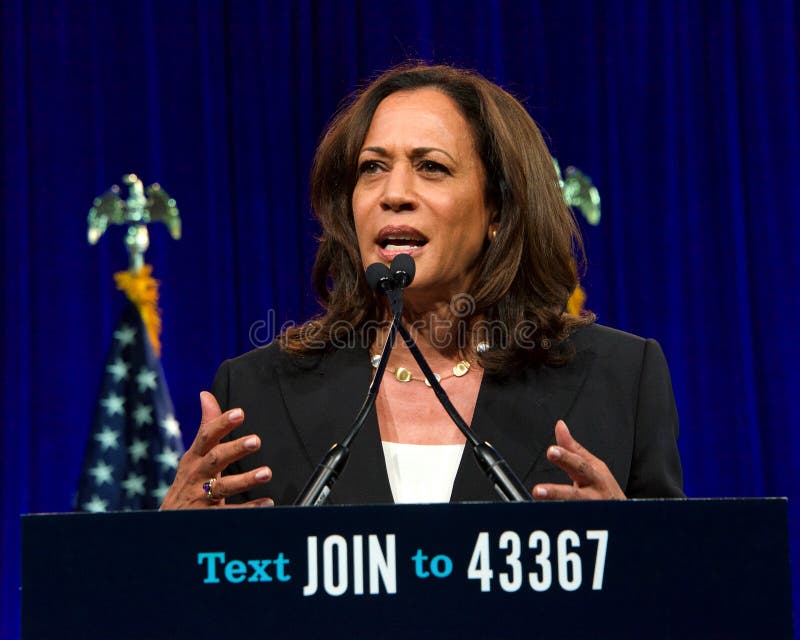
(22, 499), (793, 638)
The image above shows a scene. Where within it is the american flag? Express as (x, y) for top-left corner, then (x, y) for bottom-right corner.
(76, 302), (183, 511)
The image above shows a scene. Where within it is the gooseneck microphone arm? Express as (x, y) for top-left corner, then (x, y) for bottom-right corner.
(342, 307), (400, 449)
(393, 321), (533, 502)
(293, 264), (403, 506)
(294, 253), (530, 505)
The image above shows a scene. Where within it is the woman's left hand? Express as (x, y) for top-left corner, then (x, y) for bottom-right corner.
(532, 420), (627, 501)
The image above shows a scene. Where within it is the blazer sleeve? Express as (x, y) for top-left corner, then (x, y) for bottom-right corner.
(210, 359), (231, 413)
(627, 338), (685, 498)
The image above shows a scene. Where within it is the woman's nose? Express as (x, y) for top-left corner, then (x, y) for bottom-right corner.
(380, 165), (418, 212)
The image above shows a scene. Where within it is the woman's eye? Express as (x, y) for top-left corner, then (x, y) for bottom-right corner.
(358, 160), (382, 175)
(418, 160), (449, 174)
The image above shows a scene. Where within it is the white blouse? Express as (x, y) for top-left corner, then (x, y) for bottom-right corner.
(381, 441), (465, 504)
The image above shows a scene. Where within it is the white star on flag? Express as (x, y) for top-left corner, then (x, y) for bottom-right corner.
(132, 403), (153, 427)
(121, 473), (146, 498)
(100, 392), (125, 417)
(106, 358), (130, 382)
(89, 460), (114, 486)
(94, 427), (120, 451)
(156, 448), (180, 470)
(136, 368), (158, 393)
(79, 301), (186, 512)
(161, 414), (181, 438)
(83, 495), (109, 513)
(113, 325), (137, 347)
(151, 482), (171, 502)
(129, 438), (150, 464)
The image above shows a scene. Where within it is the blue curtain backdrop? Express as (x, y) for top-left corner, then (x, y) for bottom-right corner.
(2, 0), (799, 636)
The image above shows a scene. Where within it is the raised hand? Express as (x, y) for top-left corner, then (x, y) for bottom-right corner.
(532, 420), (626, 501)
(160, 391), (273, 509)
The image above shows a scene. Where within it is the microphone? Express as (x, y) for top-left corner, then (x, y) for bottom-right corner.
(367, 254), (415, 314)
(373, 255), (533, 503)
(294, 262), (407, 506)
(365, 262), (394, 293)
(389, 253), (415, 288)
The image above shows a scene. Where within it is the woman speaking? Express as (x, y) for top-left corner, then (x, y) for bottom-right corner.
(161, 64), (683, 509)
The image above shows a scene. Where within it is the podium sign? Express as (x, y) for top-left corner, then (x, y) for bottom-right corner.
(22, 499), (793, 638)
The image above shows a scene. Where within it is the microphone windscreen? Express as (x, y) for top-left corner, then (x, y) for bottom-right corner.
(390, 253), (415, 286)
(365, 262), (391, 291)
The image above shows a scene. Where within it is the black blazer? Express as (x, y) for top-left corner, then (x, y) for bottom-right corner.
(213, 323), (684, 505)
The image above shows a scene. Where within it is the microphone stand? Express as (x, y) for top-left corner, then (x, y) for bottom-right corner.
(293, 285), (403, 506)
(394, 322), (533, 503)
(294, 254), (530, 504)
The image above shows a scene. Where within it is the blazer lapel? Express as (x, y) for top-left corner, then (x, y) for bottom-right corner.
(275, 345), (394, 505)
(450, 346), (597, 502)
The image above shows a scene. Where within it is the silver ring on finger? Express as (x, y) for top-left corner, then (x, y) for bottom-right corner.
(202, 478), (223, 502)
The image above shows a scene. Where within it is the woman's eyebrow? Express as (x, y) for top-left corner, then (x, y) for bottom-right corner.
(409, 147), (455, 162)
(359, 146), (389, 157)
(358, 146), (455, 162)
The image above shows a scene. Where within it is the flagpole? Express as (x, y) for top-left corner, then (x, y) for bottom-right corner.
(77, 174), (184, 512)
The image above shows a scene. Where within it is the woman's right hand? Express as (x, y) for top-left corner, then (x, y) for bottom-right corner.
(160, 391), (273, 509)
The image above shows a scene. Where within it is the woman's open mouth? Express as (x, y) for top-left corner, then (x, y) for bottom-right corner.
(375, 225), (429, 259)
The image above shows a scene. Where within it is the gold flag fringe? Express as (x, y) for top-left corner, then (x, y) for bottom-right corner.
(567, 284), (587, 316)
(114, 264), (163, 357)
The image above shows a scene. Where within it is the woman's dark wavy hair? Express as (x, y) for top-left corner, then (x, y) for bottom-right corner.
(283, 63), (594, 373)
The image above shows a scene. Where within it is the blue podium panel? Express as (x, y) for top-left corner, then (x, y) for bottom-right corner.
(22, 499), (793, 639)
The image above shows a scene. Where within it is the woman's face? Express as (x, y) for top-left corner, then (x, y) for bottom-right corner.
(352, 88), (493, 305)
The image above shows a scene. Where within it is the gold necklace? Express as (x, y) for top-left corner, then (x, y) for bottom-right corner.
(370, 353), (472, 387)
